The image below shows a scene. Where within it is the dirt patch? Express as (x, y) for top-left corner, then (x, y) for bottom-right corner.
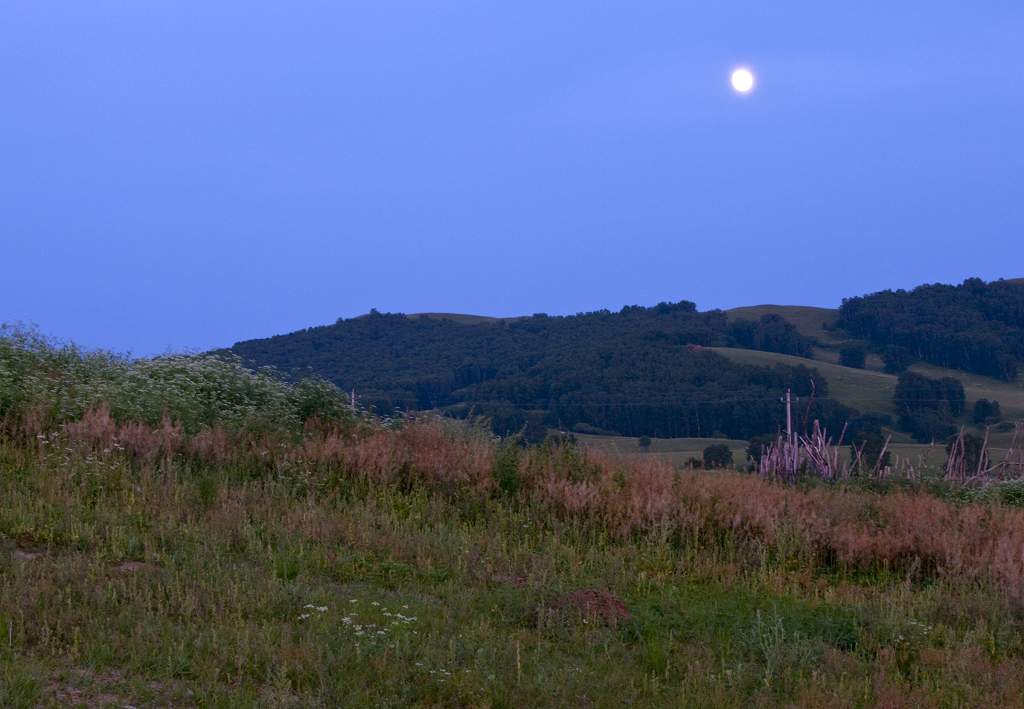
(13, 548), (43, 561)
(492, 573), (528, 587)
(553, 588), (631, 625)
(45, 668), (195, 708)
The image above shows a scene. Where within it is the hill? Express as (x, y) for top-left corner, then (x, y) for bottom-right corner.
(836, 278), (1024, 380)
(229, 277), (1024, 445)
(406, 312), (514, 325)
(230, 303), (838, 441)
(726, 305), (844, 345)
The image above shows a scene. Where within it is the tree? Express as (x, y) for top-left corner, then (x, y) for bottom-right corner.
(520, 413), (549, 446)
(839, 344), (867, 369)
(973, 398), (1002, 425)
(903, 410), (957, 444)
(882, 345), (912, 374)
(703, 443), (733, 469)
(638, 436), (652, 450)
(893, 372), (965, 442)
(836, 279), (1023, 381)
(746, 435), (774, 465)
(946, 433), (990, 474)
(729, 315), (814, 358)
(850, 430), (890, 471)
(940, 378), (966, 417)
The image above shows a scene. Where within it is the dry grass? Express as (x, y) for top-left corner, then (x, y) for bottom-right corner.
(4, 412), (1024, 705)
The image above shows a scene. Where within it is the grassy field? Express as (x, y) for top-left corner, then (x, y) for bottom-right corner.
(571, 433), (749, 467)
(6, 419), (1024, 706)
(573, 430), (994, 471)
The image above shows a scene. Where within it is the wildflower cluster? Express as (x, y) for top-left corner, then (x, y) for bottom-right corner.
(298, 604), (328, 621)
(1, 323), (353, 434)
(336, 599), (418, 645)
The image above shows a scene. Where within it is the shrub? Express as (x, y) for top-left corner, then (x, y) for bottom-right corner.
(492, 443), (522, 496)
(746, 435), (774, 464)
(894, 371), (965, 441)
(946, 433), (990, 475)
(973, 398), (1002, 425)
(850, 430), (890, 471)
(839, 344), (867, 369)
(882, 345), (912, 374)
(702, 444), (733, 469)
(638, 436), (651, 450)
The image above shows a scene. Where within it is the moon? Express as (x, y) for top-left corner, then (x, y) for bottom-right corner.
(730, 67), (755, 94)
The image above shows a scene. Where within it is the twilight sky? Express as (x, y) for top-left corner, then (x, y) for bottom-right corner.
(3, 1), (1022, 355)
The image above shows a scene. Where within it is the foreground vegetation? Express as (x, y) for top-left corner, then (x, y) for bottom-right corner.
(5, 329), (1024, 705)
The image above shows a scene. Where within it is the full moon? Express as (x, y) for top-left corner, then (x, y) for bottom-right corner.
(730, 67), (755, 94)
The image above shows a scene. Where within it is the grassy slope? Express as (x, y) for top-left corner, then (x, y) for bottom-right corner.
(711, 347), (898, 415)
(725, 304), (845, 345)
(711, 347), (1024, 420)
(710, 346), (1024, 461)
(407, 312), (507, 325)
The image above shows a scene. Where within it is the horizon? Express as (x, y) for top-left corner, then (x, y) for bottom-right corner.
(4, 2), (1023, 355)
(11, 276), (1023, 357)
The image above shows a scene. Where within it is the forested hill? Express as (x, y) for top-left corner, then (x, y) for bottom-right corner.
(835, 278), (1024, 381)
(229, 302), (842, 440)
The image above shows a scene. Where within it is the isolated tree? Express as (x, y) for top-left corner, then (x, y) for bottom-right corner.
(839, 344), (867, 369)
(940, 378), (966, 417)
(973, 398), (1002, 425)
(946, 433), (990, 474)
(544, 431), (577, 447)
(893, 371), (965, 441)
(894, 372), (937, 416)
(702, 443), (733, 469)
(746, 435), (774, 465)
(903, 410), (957, 443)
(638, 436), (652, 450)
(520, 414), (549, 446)
(850, 430), (890, 471)
(882, 345), (912, 374)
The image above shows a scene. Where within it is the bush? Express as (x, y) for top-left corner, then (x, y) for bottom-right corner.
(973, 398), (1002, 425)
(893, 371), (965, 441)
(638, 436), (651, 450)
(492, 444), (522, 496)
(839, 345), (867, 369)
(746, 435), (774, 464)
(702, 444), (733, 469)
(882, 345), (912, 374)
(849, 430), (890, 471)
(902, 411), (958, 444)
(946, 433), (990, 474)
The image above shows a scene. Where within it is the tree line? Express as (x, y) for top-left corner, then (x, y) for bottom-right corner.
(230, 302), (837, 440)
(835, 278), (1024, 381)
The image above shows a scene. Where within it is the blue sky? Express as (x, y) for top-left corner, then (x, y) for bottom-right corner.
(3, 1), (1022, 354)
